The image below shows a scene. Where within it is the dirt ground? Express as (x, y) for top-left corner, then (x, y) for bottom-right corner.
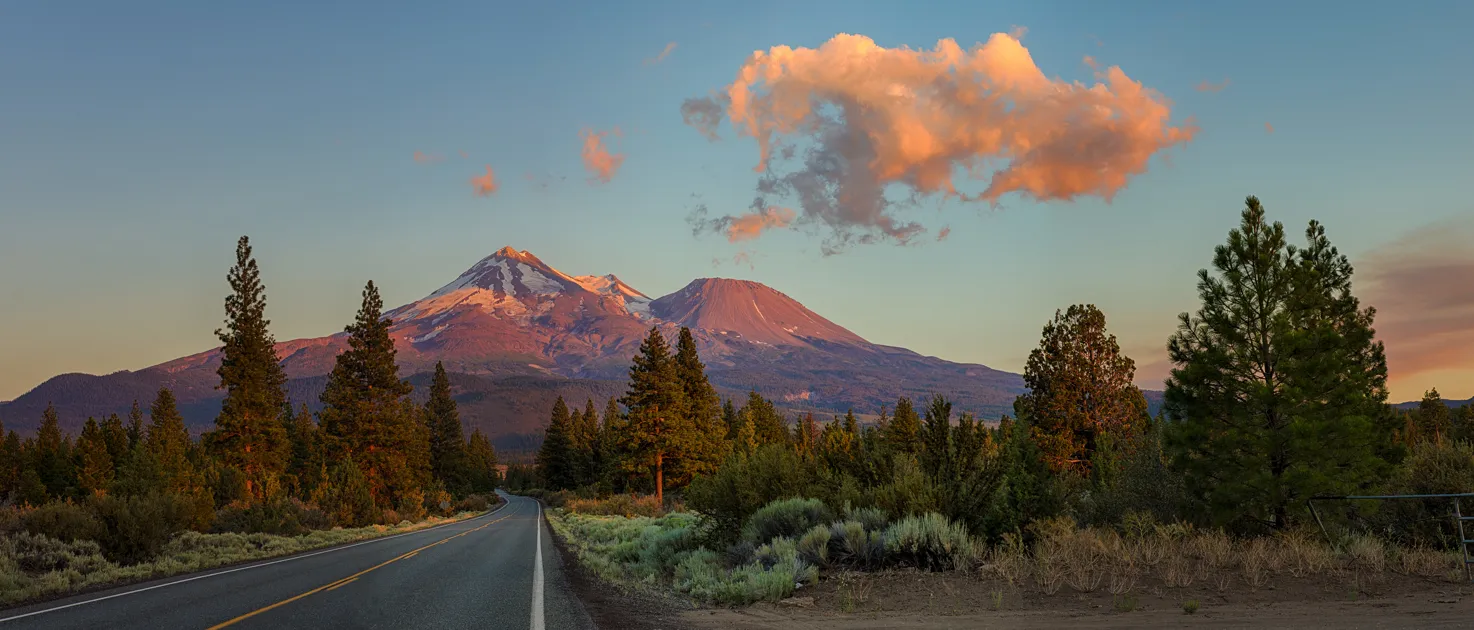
(679, 570), (1474, 629)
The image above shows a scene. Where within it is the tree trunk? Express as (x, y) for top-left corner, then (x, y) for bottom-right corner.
(655, 451), (664, 507)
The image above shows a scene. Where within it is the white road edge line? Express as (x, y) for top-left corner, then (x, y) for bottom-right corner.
(531, 499), (545, 630)
(0, 501), (509, 625)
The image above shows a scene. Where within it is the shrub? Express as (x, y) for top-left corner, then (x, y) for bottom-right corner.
(1183, 599), (1200, 614)
(455, 494), (492, 513)
(883, 512), (978, 571)
(566, 494), (664, 517)
(686, 445), (817, 543)
(830, 520), (885, 569)
(89, 492), (192, 564)
(1368, 440), (1474, 546)
(843, 504), (889, 532)
(212, 499), (331, 536)
(742, 498), (834, 544)
(23, 501), (103, 543)
(796, 525), (832, 567)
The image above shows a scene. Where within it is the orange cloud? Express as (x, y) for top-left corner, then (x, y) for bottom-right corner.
(1195, 79), (1230, 93)
(936, 226), (951, 241)
(1362, 218), (1474, 384)
(580, 128), (625, 184)
(688, 203), (796, 242)
(413, 151), (445, 163)
(1265, 122), (1275, 134)
(470, 166), (499, 196)
(683, 32), (1195, 253)
(645, 42), (677, 65)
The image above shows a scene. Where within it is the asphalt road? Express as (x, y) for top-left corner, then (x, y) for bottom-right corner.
(0, 493), (595, 630)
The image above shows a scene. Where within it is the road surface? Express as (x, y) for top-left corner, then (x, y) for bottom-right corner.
(0, 493), (594, 630)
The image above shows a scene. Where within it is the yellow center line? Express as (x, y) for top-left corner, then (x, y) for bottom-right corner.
(205, 503), (525, 629)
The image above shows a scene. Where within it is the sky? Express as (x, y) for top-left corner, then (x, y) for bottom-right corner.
(2, 0), (1472, 404)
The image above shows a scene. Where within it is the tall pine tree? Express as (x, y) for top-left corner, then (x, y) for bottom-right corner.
(619, 326), (692, 504)
(211, 236), (290, 501)
(77, 418), (114, 496)
(887, 397), (923, 455)
(319, 280), (420, 511)
(536, 396), (577, 490)
(32, 403), (73, 499)
(1166, 197), (1391, 530)
(146, 388), (195, 494)
(425, 362), (470, 491)
(672, 327), (728, 482)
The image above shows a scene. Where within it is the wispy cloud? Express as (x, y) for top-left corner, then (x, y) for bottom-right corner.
(681, 31), (1196, 254)
(458, 150), (469, 159)
(1195, 78), (1230, 93)
(1265, 122), (1275, 134)
(936, 226), (951, 241)
(644, 41), (677, 66)
(470, 166), (499, 196)
(580, 128), (626, 184)
(1362, 217), (1474, 384)
(689, 202), (797, 243)
(413, 151), (445, 164)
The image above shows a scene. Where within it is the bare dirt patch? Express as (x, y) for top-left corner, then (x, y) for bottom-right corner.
(680, 570), (1474, 629)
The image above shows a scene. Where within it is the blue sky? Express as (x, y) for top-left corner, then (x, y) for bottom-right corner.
(2, 0), (1472, 402)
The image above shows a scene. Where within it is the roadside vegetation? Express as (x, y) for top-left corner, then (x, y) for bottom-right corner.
(527, 197), (1474, 609)
(0, 237), (502, 607)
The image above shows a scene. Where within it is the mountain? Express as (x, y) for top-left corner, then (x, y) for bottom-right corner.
(1, 246), (1036, 449)
(1393, 396), (1474, 410)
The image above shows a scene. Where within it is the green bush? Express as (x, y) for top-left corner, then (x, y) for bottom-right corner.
(454, 494), (493, 513)
(796, 524), (832, 566)
(884, 512), (978, 571)
(2, 531), (113, 576)
(742, 497), (834, 545)
(212, 499), (331, 536)
(89, 492), (192, 564)
(1369, 440), (1474, 547)
(830, 520), (885, 569)
(686, 445), (817, 543)
(23, 501), (103, 543)
(843, 504), (889, 532)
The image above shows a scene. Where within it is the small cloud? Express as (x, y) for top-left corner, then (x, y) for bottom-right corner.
(1195, 79), (1230, 93)
(413, 151), (445, 164)
(580, 128), (626, 184)
(459, 150), (469, 159)
(644, 41), (678, 66)
(471, 166), (499, 196)
(689, 202), (796, 243)
(1089, 34), (1105, 48)
(1264, 122), (1275, 134)
(936, 226), (951, 241)
(733, 251), (754, 269)
(681, 94), (728, 142)
(1083, 55), (1099, 70)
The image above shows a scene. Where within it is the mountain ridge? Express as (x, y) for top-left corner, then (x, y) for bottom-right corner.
(2, 246), (1043, 446)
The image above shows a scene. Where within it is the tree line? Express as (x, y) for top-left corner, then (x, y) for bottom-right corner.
(533, 196), (1474, 541)
(0, 236), (500, 532)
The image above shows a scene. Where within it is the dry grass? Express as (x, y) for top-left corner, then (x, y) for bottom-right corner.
(0, 510), (486, 607)
(980, 519), (1462, 599)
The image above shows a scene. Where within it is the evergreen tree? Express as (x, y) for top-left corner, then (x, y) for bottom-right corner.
(286, 402), (322, 495)
(1166, 197), (1391, 531)
(733, 411), (758, 457)
(619, 326), (693, 504)
(101, 413), (130, 475)
(672, 327), (729, 480)
(722, 399), (739, 439)
(424, 362), (470, 491)
(887, 397), (923, 455)
(126, 400), (145, 450)
(32, 403), (74, 499)
(1416, 389), (1451, 444)
(1017, 305), (1145, 474)
(921, 396), (953, 478)
(818, 414), (857, 474)
(77, 418), (114, 496)
(211, 236), (290, 501)
(599, 397), (625, 491)
(1456, 404), (1474, 443)
(743, 391), (788, 446)
(146, 387), (195, 494)
(319, 280), (419, 510)
(466, 429), (500, 492)
(793, 413), (821, 458)
(0, 429), (22, 498)
(537, 396), (577, 490)
(574, 399), (600, 486)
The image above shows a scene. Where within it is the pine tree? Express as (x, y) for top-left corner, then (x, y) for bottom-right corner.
(793, 413), (821, 457)
(101, 413), (130, 475)
(672, 327), (729, 481)
(319, 280), (418, 510)
(1456, 404), (1474, 443)
(1016, 305), (1145, 474)
(619, 326), (693, 505)
(722, 399), (739, 439)
(921, 396), (953, 479)
(126, 400), (145, 450)
(77, 418), (114, 496)
(0, 429), (22, 498)
(146, 387), (195, 494)
(1166, 197), (1391, 531)
(285, 402), (321, 495)
(599, 397), (625, 491)
(887, 397), (923, 455)
(425, 362), (470, 491)
(33, 403), (73, 499)
(743, 391), (787, 446)
(466, 429), (500, 492)
(575, 399), (601, 486)
(211, 236), (290, 501)
(1416, 389), (1451, 444)
(537, 397), (577, 490)
(733, 411), (758, 457)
